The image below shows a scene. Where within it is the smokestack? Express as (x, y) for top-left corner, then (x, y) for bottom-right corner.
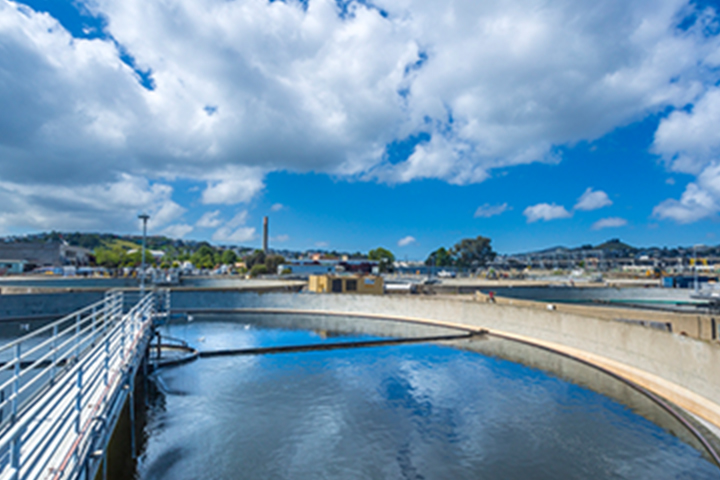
(263, 216), (269, 254)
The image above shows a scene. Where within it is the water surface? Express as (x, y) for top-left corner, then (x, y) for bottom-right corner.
(132, 315), (720, 479)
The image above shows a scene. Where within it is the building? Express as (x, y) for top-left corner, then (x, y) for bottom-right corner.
(0, 242), (93, 270)
(0, 259), (26, 275)
(279, 259), (377, 276)
(308, 274), (384, 295)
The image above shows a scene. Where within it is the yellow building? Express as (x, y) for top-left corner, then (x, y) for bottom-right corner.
(308, 274), (384, 295)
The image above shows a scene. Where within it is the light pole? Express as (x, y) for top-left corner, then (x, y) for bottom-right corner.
(693, 244), (704, 293)
(138, 213), (150, 294)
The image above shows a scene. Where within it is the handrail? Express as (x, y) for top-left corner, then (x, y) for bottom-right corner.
(0, 293), (124, 424)
(0, 289), (166, 480)
(0, 298), (110, 356)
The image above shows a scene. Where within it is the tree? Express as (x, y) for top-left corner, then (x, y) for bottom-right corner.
(220, 249), (238, 265)
(368, 247), (395, 272)
(191, 244), (217, 268)
(95, 247), (125, 269)
(425, 247), (453, 267)
(264, 254), (286, 274)
(245, 250), (266, 269)
(121, 250), (143, 267)
(451, 236), (496, 270)
(249, 264), (268, 277)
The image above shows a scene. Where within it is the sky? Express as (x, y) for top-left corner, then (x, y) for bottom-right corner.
(1, 0), (720, 259)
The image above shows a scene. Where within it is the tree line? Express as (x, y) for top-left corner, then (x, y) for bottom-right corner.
(425, 235), (496, 270)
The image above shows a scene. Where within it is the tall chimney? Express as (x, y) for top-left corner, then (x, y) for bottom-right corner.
(263, 216), (269, 254)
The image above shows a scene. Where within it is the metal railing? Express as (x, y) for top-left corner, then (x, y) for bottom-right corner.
(0, 289), (163, 480)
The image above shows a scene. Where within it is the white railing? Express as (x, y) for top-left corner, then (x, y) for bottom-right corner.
(0, 289), (161, 480)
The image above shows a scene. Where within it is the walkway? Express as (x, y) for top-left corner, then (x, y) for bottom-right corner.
(0, 289), (167, 480)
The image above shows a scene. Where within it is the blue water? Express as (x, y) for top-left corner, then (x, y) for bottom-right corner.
(133, 318), (720, 479)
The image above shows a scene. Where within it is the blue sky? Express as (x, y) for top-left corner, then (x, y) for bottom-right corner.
(1, 0), (720, 258)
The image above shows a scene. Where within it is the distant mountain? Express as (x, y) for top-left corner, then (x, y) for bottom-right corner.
(513, 238), (720, 259)
(594, 238), (635, 251)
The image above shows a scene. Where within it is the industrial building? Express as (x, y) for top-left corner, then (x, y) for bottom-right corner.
(308, 274), (384, 295)
(0, 259), (26, 275)
(0, 242), (93, 270)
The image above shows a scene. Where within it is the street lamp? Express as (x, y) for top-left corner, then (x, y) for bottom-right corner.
(138, 213), (150, 294)
(693, 244), (704, 294)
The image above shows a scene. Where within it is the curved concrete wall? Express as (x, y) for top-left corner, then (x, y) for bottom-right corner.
(172, 291), (720, 430)
(0, 291), (105, 321)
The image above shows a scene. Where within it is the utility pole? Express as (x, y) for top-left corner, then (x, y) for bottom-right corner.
(263, 216), (269, 254)
(138, 213), (150, 294)
(694, 244), (699, 293)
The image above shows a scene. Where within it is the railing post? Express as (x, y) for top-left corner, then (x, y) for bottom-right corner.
(12, 343), (21, 422)
(129, 378), (136, 459)
(91, 304), (97, 343)
(10, 430), (21, 480)
(51, 324), (58, 382)
(76, 367), (83, 435)
(104, 330), (110, 384)
(75, 312), (81, 360)
(121, 317), (127, 362)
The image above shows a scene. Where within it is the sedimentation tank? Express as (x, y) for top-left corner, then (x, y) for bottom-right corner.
(2, 285), (720, 478)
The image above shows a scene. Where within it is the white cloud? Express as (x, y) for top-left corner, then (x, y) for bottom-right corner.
(523, 203), (572, 223)
(574, 188), (612, 211)
(1, 0), (720, 231)
(652, 165), (720, 223)
(0, 174), (183, 235)
(315, 241), (329, 248)
(211, 211), (256, 243)
(653, 87), (720, 223)
(274, 234), (290, 242)
(397, 236), (416, 247)
(591, 217), (628, 230)
(653, 88), (720, 175)
(474, 203), (508, 218)
(200, 168), (265, 205)
(270, 203), (284, 212)
(196, 210), (223, 228)
(160, 223), (194, 238)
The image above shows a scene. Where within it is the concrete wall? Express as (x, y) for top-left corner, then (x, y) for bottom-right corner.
(0, 291), (105, 321)
(171, 290), (720, 430)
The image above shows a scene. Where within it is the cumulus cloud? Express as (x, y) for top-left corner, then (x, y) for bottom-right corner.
(270, 203), (284, 212)
(574, 188), (612, 211)
(160, 223), (193, 238)
(653, 166), (720, 223)
(315, 241), (329, 248)
(654, 88), (720, 175)
(653, 88), (720, 223)
(591, 217), (628, 230)
(274, 234), (290, 242)
(196, 210), (223, 228)
(397, 236), (416, 247)
(523, 203), (572, 223)
(0, 174), (183, 234)
(211, 211), (256, 243)
(1, 0), (720, 231)
(200, 168), (265, 205)
(474, 203), (509, 218)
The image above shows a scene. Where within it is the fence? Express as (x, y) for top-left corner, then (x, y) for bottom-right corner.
(0, 289), (165, 480)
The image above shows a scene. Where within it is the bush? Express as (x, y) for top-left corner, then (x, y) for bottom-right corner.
(249, 264), (268, 277)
